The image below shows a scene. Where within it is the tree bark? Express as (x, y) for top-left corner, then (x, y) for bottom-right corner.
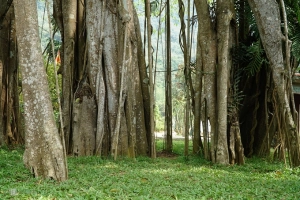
(215, 0), (235, 164)
(15, 0), (67, 180)
(193, 21), (203, 154)
(84, 0), (150, 157)
(165, 0), (172, 153)
(62, 0), (77, 154)
(0, 3), (23, 146)
(248, 0), (300, 167)
(194, 1), (217, 161)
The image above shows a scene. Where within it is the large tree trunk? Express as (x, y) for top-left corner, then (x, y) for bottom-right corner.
(53, 0), (150, 158)
(14, 0), (67, 181)
(248, 0), (300, 167)
(194, 0), (245, 164)
(84, 0), (150, 157)
(195, 1), (217, 161)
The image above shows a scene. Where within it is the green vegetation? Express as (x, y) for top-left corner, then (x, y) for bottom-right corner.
(1, 141), (300, 199)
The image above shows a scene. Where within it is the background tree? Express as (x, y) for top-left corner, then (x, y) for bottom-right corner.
(0, 0), (23, 147)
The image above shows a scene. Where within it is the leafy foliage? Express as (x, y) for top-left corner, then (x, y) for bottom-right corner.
(285, 0), (300, 63)
(45, 63), (62, 123)
(232, 41), (267, 76)
(244, 41), (267, 76)
(291, 25), (300, 62)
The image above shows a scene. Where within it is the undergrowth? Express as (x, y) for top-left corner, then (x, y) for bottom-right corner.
(0, 141), (300, 199)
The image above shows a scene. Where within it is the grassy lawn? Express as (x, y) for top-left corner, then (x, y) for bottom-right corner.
(1, 140), (300, 199)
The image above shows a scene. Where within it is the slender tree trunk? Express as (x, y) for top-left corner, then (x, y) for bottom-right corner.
(15, 0), (67, 181)
(62, 0), (77, 154)
(165, 0), (172, 153)
(193, 21), (203, 154)
(215, 0), (235, 164)
(145, 0), (156, 158)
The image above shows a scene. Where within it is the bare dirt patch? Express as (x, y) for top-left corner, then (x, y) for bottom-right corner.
(156, 150), (179, 158)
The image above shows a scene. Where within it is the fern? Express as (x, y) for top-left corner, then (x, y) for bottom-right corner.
(232, 41), (267, 76)
(244, 41), (267, 76)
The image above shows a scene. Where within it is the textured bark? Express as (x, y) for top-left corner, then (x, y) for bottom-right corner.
(195, 1), (217, 161)
(85, 0), (106, 155)
(0, 4), (22, 146)
(194, 1), (244, 164)
(133, 7), (151, 154)
(248, 0), (300, 167)
(15, 0), (67, 181)
(0, 59), (3, 145)
(0, 3), (7, 145)
(216, 0), (235, 164)
(62, 0), (77, 153)
(165, 0), (172, 153)
(72, 97), (96, 156)
(193, 25), (203, 154)
(85, 0), (150, 157)
(229, 120), (245, 165)
(127, 4), (148, 156)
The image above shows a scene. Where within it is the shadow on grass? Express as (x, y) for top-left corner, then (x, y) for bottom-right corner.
(1, 141), (300, 199)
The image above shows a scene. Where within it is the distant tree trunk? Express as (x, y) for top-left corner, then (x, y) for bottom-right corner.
(178, 0), (191, 156)
(165, 0), (173, 153)
(15, 0), (67, 181)
(145, 0), (156, 158)
(248, 0), (300, 167)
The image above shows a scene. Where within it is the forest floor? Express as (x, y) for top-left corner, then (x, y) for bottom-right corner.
(1, 140), (300, 199)
(155, 131), (187, 139)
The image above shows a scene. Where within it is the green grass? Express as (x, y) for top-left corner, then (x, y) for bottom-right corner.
(1, 141), (300, 199)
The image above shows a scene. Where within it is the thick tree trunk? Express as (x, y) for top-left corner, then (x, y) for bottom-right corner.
(15, 0), (67, 180)
(195, 1), (217, 161)
(194, 1), (244, 164)
(248, 0), (300, 167)
(84, 0), (150, 157)
(85, 0), (106, 155)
